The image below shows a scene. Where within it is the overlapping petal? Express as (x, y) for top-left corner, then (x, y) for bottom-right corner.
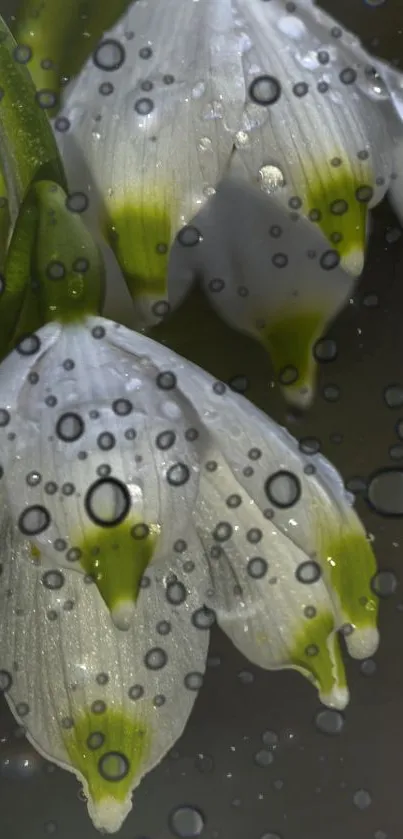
(46, 0), (403, 411)
(100, 320), (380, 666)
(232, 0), (393, 278)
(56, 0), (245, 325)
(0, 508), (209, 832)
(0, 319), (204, 626)
(194, 170), (354, 409)
(0, 318), (381, 832)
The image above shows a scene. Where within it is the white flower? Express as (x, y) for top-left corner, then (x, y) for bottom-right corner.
(0, 317), (379, 832)
(51, 0), (403, 407)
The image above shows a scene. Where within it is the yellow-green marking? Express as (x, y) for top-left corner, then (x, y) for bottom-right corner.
(105, 203), (171, 300)
(262, 310), (324, 399)
(78, 520), (158, 618)
(306, 166), (370, 274)
(291, 609), (347, 702)
(63, 707), (150, 807)
(319, 522), (378, 633)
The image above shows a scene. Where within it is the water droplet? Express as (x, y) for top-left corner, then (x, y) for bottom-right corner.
(265, 471), (301, 508)
(258, 164), (285, 193)
(254, 749), (274, 767)
(367, 469), (403, 516)
(360, 658), (377, 676)
(384, 385), (403, 409)
(353, 789), (372, 810)
(371, 570), (398, 598)
(262, 730), (279, 748)
(169, 805), (205, 837)
(315, 709), (344, 735)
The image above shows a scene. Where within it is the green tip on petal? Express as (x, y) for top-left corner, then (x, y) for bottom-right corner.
(319, 519), (379, 659)
(306, 165), (368, 278)
(78, 521), (158, 628)
(62, 707), (150, 833)
(105, 203), (171, 302)
(261, 310), (325, 409)
(291, 610), (349, 710)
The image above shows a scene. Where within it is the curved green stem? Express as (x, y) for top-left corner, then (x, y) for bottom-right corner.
(13, 0), (133, 116)
(0, 14), (66, 207)
(0, 159), (10, 269)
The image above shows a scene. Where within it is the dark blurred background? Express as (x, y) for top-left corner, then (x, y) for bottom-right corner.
(1, 1), (403, 838)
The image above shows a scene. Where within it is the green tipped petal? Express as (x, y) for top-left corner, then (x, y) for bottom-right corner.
(57, 0), (245, 327)
(306, 167), (368, 277)
(262, 310), (325, 409)
(78, 522), (158, 630)
(13, 0), (133, 115)
(0, 520), (209, 834)
(63, 708), (150, 826)
(291, 611), (348, 710)
(0, 15), (66, 203)
(319, 520), (379, 659)
(105, 203), (170, 300)
(233, 0), (391, 279)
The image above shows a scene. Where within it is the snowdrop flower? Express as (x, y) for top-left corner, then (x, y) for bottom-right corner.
(0, 315), (379, 832)
(37, 0), (403, 408)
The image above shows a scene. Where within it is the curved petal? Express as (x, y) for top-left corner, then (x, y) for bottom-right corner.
(57, 0), (245, 327)
(0, 319), (205, 626)
(196, 169), (354, 408)
(0, 518), (209, 833)
(195, 453), (348, 709)
(232, 0), (393, 276)
(105, 322), (379, 659)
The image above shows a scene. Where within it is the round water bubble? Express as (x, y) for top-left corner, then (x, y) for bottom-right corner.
(169, 805), (205, 837)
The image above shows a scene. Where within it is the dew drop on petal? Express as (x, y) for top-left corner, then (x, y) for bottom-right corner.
(98, 751), (130, 781)
(264, 471), (301, 508)
(93, 39), (125, 71)
(85, 478), (131, 527)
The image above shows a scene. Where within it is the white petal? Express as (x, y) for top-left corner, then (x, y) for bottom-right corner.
(0, 518), (209, 833)
(232, 0), (393, 275)
(57, 0), (245, 326)
(195, 168), (355, 408)
(195, 453), (349, 709)
(0, 319), (206, 623)
(105, 323), (378, 657)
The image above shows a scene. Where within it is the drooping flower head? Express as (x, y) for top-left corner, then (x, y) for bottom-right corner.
(20, 0), (403, 406)
(0, 315), (379, 831)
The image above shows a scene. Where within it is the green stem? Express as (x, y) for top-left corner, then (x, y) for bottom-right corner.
(0, 159), (10, 269)
(0, 14), (66, 207)
(13, 0), (133, 116)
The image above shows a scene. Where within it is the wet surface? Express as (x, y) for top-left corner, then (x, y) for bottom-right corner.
(1, 1), (403, 838)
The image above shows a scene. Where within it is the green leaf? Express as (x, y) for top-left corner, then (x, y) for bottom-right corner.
(0, 179), (105, 360)
(0, 159), (10, 269)
(13, 0), (133, 115)
(0, 14), (66, 205)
